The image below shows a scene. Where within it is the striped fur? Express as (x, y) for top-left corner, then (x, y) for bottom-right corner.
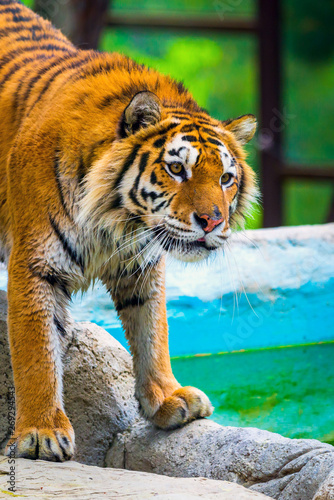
(0, 1), (258, 461)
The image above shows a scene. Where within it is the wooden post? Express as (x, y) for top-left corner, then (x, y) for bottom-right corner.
(258, 0), (283, 227)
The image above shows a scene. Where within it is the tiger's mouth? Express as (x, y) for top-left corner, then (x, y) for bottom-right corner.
(152, 226), (222, 261)
(160, 235), (218, 252)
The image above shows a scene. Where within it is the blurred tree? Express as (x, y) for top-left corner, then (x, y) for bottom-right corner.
(69, 0), (108, 49)
(35, 0), (108, 49)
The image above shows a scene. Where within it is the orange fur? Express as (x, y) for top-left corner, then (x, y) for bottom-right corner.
(0, 0), (258, 460)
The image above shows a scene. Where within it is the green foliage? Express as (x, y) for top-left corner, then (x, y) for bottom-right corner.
(20, 0), (34, 7)
(111, 0), (255, 16)
(285, 0), (334, 63)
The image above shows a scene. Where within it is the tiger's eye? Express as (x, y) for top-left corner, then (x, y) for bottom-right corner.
(170, 163), (183, 175)
(221, 173), (232, 185)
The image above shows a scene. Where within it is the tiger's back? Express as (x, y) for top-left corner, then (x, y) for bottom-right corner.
(0, 0), (76, 260)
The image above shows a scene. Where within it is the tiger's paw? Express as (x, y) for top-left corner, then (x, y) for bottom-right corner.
(5, 411), (75, 462)
(151, 386), (213, 430)
(5, 427), (75, 462)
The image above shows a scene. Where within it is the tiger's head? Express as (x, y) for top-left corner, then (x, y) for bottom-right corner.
(81, 91), (258, 263)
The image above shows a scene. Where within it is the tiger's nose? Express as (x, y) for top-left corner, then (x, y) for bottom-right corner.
(194, 213), (225, 233)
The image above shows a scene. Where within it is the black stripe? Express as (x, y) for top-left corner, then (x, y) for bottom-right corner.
(129, 188), (146, 209)
(238, 165), (244, 196)
(20, 56), (65, 110)
(166, 109), (191, 116)
(141, 188), (163, 202)
(201, 127), (220, 137)
(153, 136), (167, 148)
(0, 44), (70, 70)
(196, 119), (213, 126)
(128, 151), (150, 208)
(0, 6), (22, 14)
(0, 54), (49, 87)
(170, 115), (190, 121)
(153, 147), (165, 164)
(12, 14), (35, 23)
(182, 134), (198, 142)
(115, 295), (148, 312)
(70, 60), (114, 82)
(166, 193), (176, 207)
(27, 54), (92, 115)
(77, 156), (86, 185)
(150, 171), (157, 184)
(12, 66), (32, 122)
(113, 143), (141, 190)
(156, 122), (180, 135)
(97, 94), (113, 109)
(54, 315), (66, 337)
(180, 124), (195, 133)
(108, 193), (123, 210)
(16, 33), (69, 44)
(29, 266), (72, 300)
(206, 137), (223, 147)
(54, 156), (71, 219)
(0, 25), (42, 38)
(142, 122), (179, 143)
(152, 200), (167, 213)
(134, 152), (150, 191)
(49, 214), (84, 273)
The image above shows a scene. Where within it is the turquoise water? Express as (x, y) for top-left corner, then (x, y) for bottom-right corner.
(172, 343), (334, 444)
(68, 278), (334, 357)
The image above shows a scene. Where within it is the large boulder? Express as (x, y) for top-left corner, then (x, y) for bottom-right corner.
(0, 456), (270, 500)
(107, 420), (334, 500)
(1, 290), (334, 499)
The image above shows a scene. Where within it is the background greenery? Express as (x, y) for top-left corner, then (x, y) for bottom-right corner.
(24, 0), (334, 228)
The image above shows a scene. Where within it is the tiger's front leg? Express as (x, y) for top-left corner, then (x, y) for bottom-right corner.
(5, 249), (74, 461)
(108, 258), (213, 429)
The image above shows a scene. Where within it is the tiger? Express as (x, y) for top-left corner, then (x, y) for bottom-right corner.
(0, 0), (258, 462)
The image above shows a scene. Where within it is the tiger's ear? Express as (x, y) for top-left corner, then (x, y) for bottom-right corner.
(222, 114), (257, 145)
(119, 91), (161, 137)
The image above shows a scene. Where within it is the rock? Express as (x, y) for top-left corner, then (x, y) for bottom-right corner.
(62, 321), (139, 466)
(313, 470), (334, 500)
(0, 456), (270, 500)
(107, 420), (334, 500)
(1, 290), (334, 499)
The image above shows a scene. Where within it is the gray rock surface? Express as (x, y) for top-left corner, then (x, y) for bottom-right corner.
(63, 321), (139, 466)
(1, 290), (334, 499)
(107, 420), (334, 500)
(0, 456), (270, 500)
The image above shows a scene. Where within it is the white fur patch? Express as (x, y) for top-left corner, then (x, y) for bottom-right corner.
(218, 144), (236, 176)
(164, 134), (199, 181)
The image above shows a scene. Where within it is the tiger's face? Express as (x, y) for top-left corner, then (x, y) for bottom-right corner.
(118, 126), (243, 262)
(82, 92), (258, 263)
